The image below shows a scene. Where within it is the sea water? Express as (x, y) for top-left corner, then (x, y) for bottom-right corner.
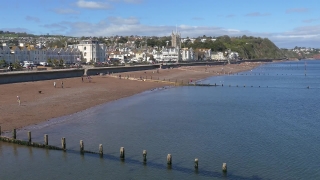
(1, 60), (320, 180)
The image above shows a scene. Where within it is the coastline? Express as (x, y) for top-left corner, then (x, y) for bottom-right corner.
(0, 62), (264, 132)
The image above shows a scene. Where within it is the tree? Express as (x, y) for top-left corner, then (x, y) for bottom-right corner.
(135, 40), (141, 48)
(12, 60), (22, 70)
(117, 36), (128, 44)
(53, 59), (60, 67)
(211, 40), (227, 52)
(59, 59), (64, 66)
(47, 58), (53, 66)
(0, 59), (8, 68)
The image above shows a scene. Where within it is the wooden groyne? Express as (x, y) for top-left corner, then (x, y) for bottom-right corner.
(0, 127), (228, 174)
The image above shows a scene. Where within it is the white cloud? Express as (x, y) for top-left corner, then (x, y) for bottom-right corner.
(41, 18), (320, 48)
(107, 16), (140, 25)
(43, 23), (69, 33)
(76, 0), (112, 9)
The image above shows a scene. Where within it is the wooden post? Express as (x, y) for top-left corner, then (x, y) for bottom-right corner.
(28, 131), (31, 143)
(61, 137), (66, 151)
(44, 134), (48, 145)
(143, 150), (147, 162)
(0, 126), (1, 136)
(167, 154), (172, 165)
(222, 163), (227, 172)
(120, 147), (125, 159)
(194, 158), (199, 169)
(99, 144), (103, 156)
(13, 129), (16, 139)
(80, 140), (84, 153)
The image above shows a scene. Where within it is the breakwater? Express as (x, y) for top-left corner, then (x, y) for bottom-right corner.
(0, 127), (228, 174)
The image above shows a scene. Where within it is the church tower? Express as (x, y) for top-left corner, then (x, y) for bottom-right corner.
(171, 30), (181, 48)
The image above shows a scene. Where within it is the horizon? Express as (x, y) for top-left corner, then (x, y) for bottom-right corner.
(1, 0), (320, 49)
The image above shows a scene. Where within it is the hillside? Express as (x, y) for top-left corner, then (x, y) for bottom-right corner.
(217, 35), (285, 60)
(184, 35), (299, 60)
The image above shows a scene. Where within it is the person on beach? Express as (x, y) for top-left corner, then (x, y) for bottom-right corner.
(54, 81), (56, 88)
(61, 81), (64, 88)
(17, 96), (21, 106)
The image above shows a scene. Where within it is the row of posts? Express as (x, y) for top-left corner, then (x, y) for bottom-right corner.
(7, 128), (227, 172)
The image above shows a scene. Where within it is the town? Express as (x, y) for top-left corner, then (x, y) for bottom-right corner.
(0, 30), (318, 70)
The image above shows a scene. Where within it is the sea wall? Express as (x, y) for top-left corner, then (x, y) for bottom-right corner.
(0, 69), (84, 84)
(161, 61), (227, 69)
(86, 65), (159, 75)
(0, 65), (160, 84)
(0, 60), (269, 84)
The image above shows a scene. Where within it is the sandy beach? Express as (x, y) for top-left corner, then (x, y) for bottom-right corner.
(0, 62), (264, 131)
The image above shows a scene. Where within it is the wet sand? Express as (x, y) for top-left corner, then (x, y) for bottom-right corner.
(0, 62), (263, 131)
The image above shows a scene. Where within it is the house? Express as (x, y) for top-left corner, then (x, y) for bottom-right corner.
(181, 48), (194, 61)
(76, 40), (107, 63)
(0, 43), (11, 63)
(161, 47), (179, 62)
(211, 52), (226, 61)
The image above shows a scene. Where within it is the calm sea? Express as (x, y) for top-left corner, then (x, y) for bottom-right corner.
(1, 60), (320, 180)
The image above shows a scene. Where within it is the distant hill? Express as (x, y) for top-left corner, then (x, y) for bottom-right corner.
(185, 35), (300, 60)
(217, 35), (286, 60)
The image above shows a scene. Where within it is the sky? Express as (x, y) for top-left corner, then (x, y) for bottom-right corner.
(1, 0), (320, 48)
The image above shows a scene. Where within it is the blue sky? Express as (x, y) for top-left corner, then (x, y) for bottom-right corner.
(1, 0), (320, 48)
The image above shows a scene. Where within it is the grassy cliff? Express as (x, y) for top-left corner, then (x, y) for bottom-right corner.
(186, 35), (299, 60)
(218, 35), (285, 59)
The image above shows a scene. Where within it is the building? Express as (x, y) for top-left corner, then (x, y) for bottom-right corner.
(181, 48), (194, 61)
(211, 52), (226, 61)
(171, 31), (181, 48)
(161, 47), (179, 62)
(76, 40), (107, 63)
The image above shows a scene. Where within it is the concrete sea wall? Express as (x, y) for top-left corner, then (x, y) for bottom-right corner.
(0, 60), (273, 84)
(86, 65), (159, 75)
(0, 65), (160, 84)
(0, 69), (84, 84)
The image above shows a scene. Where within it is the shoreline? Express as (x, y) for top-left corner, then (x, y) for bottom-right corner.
(0, 62), (264, 132)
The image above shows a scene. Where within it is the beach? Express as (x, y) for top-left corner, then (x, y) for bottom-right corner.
(0, 62), (263, 132)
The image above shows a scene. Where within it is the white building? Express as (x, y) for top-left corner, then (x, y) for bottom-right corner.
(0, 43), (81, 65)
(161, 47), (179, 62)
(181, 48), (194, 61)
(76, 40), (107, 63)
(211, 52), (226, 60)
